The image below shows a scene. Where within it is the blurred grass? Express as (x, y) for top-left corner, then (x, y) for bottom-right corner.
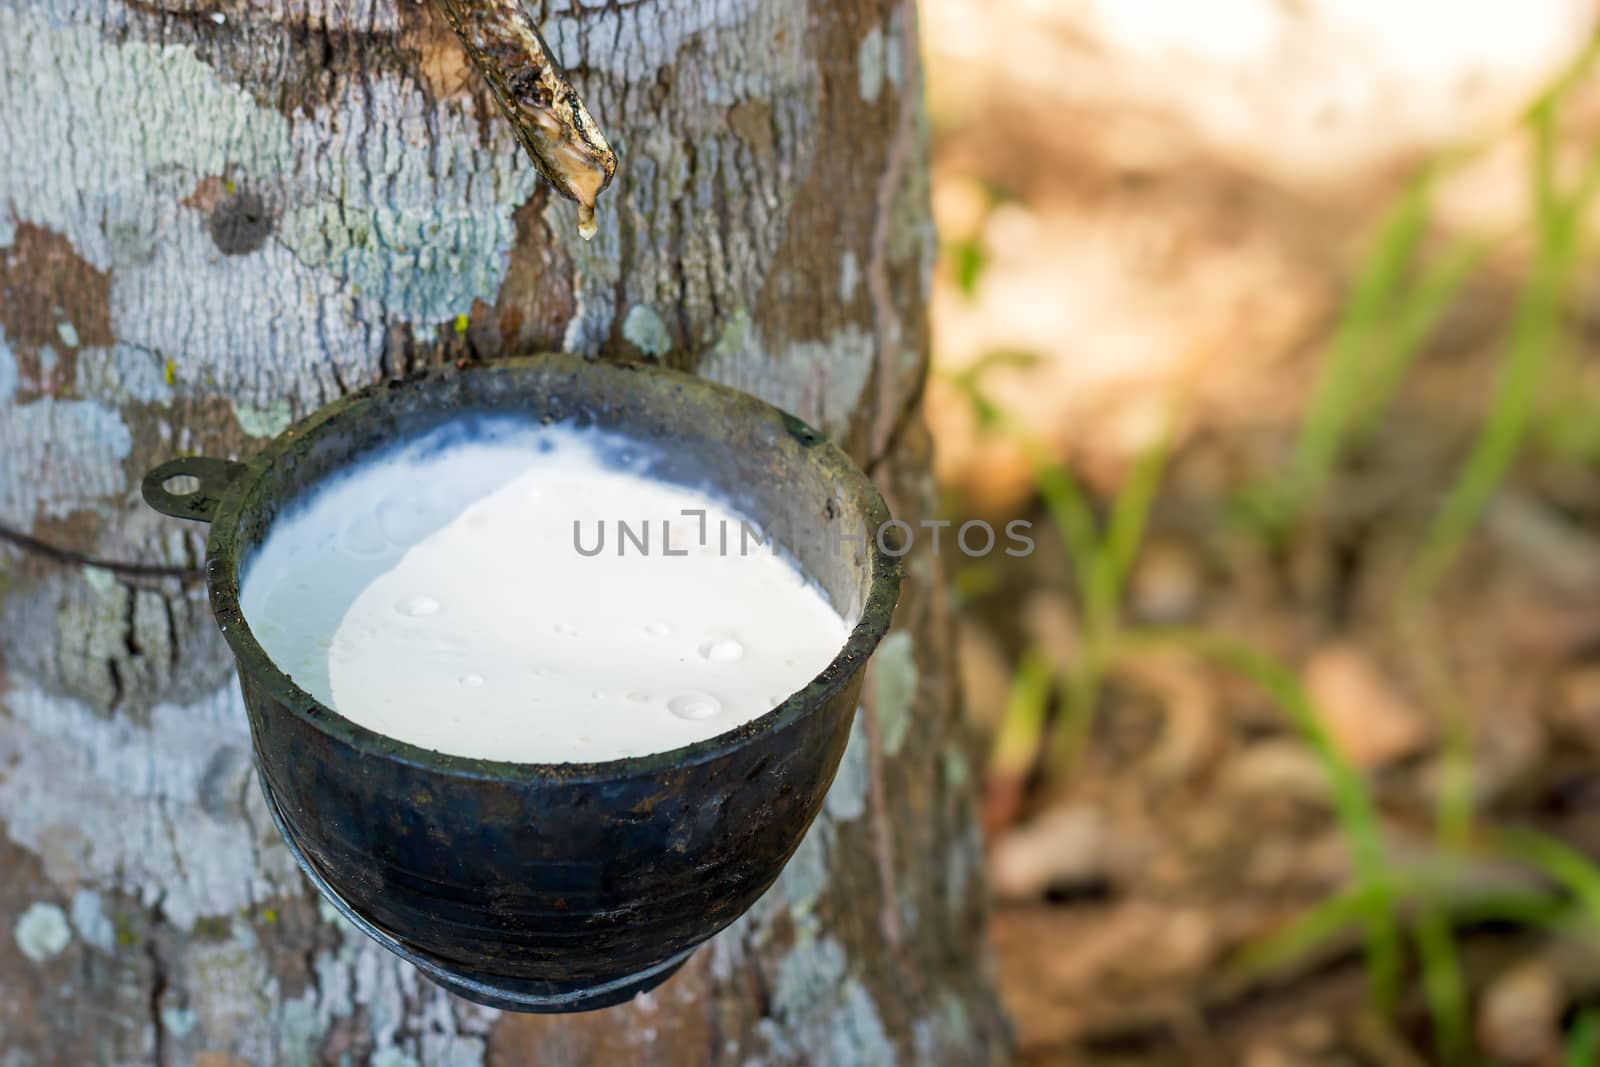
(1288, 164), (1441, 514)
(1412, 94), (1600, 595)
(950, 30), (1600, 1062)
(1163, 632), (1403, 1013)
(950, 237), (987, 299)
(1247, 68), (1600, 1046)
(989, 648), (1053, 790)
(1568, 1010), (1599, 1067)
(1497, 830), (1600, 924)
(1051, 427), (1172, 770)
(1237, 163), (1485, 539)
(1414, 903), (1467, 1065)
(944, 355), (1174, 774)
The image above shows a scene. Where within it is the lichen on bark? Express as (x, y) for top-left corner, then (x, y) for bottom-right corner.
(0, 1), (1008, 1063)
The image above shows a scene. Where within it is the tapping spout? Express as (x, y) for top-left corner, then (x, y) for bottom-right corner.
(435, 0), (617, 240)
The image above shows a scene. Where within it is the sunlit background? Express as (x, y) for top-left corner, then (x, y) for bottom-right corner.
(920, 1), (1600, 1062)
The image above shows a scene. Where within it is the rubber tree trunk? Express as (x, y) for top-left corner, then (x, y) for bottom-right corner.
(0, 0), (1009, 1063)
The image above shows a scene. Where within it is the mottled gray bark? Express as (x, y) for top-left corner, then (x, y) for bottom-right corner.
(0, 0), (1008, 1063)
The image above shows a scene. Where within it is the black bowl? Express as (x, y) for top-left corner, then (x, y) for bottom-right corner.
(141, 355), (900, 1012)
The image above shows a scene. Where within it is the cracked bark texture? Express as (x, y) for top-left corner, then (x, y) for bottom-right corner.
(0, 0), (1009, 1063)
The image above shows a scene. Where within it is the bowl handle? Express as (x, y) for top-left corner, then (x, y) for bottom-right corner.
(141, 457), (245, 524)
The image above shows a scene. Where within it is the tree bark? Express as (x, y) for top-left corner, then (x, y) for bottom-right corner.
(0, 0), (1009, 1063)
